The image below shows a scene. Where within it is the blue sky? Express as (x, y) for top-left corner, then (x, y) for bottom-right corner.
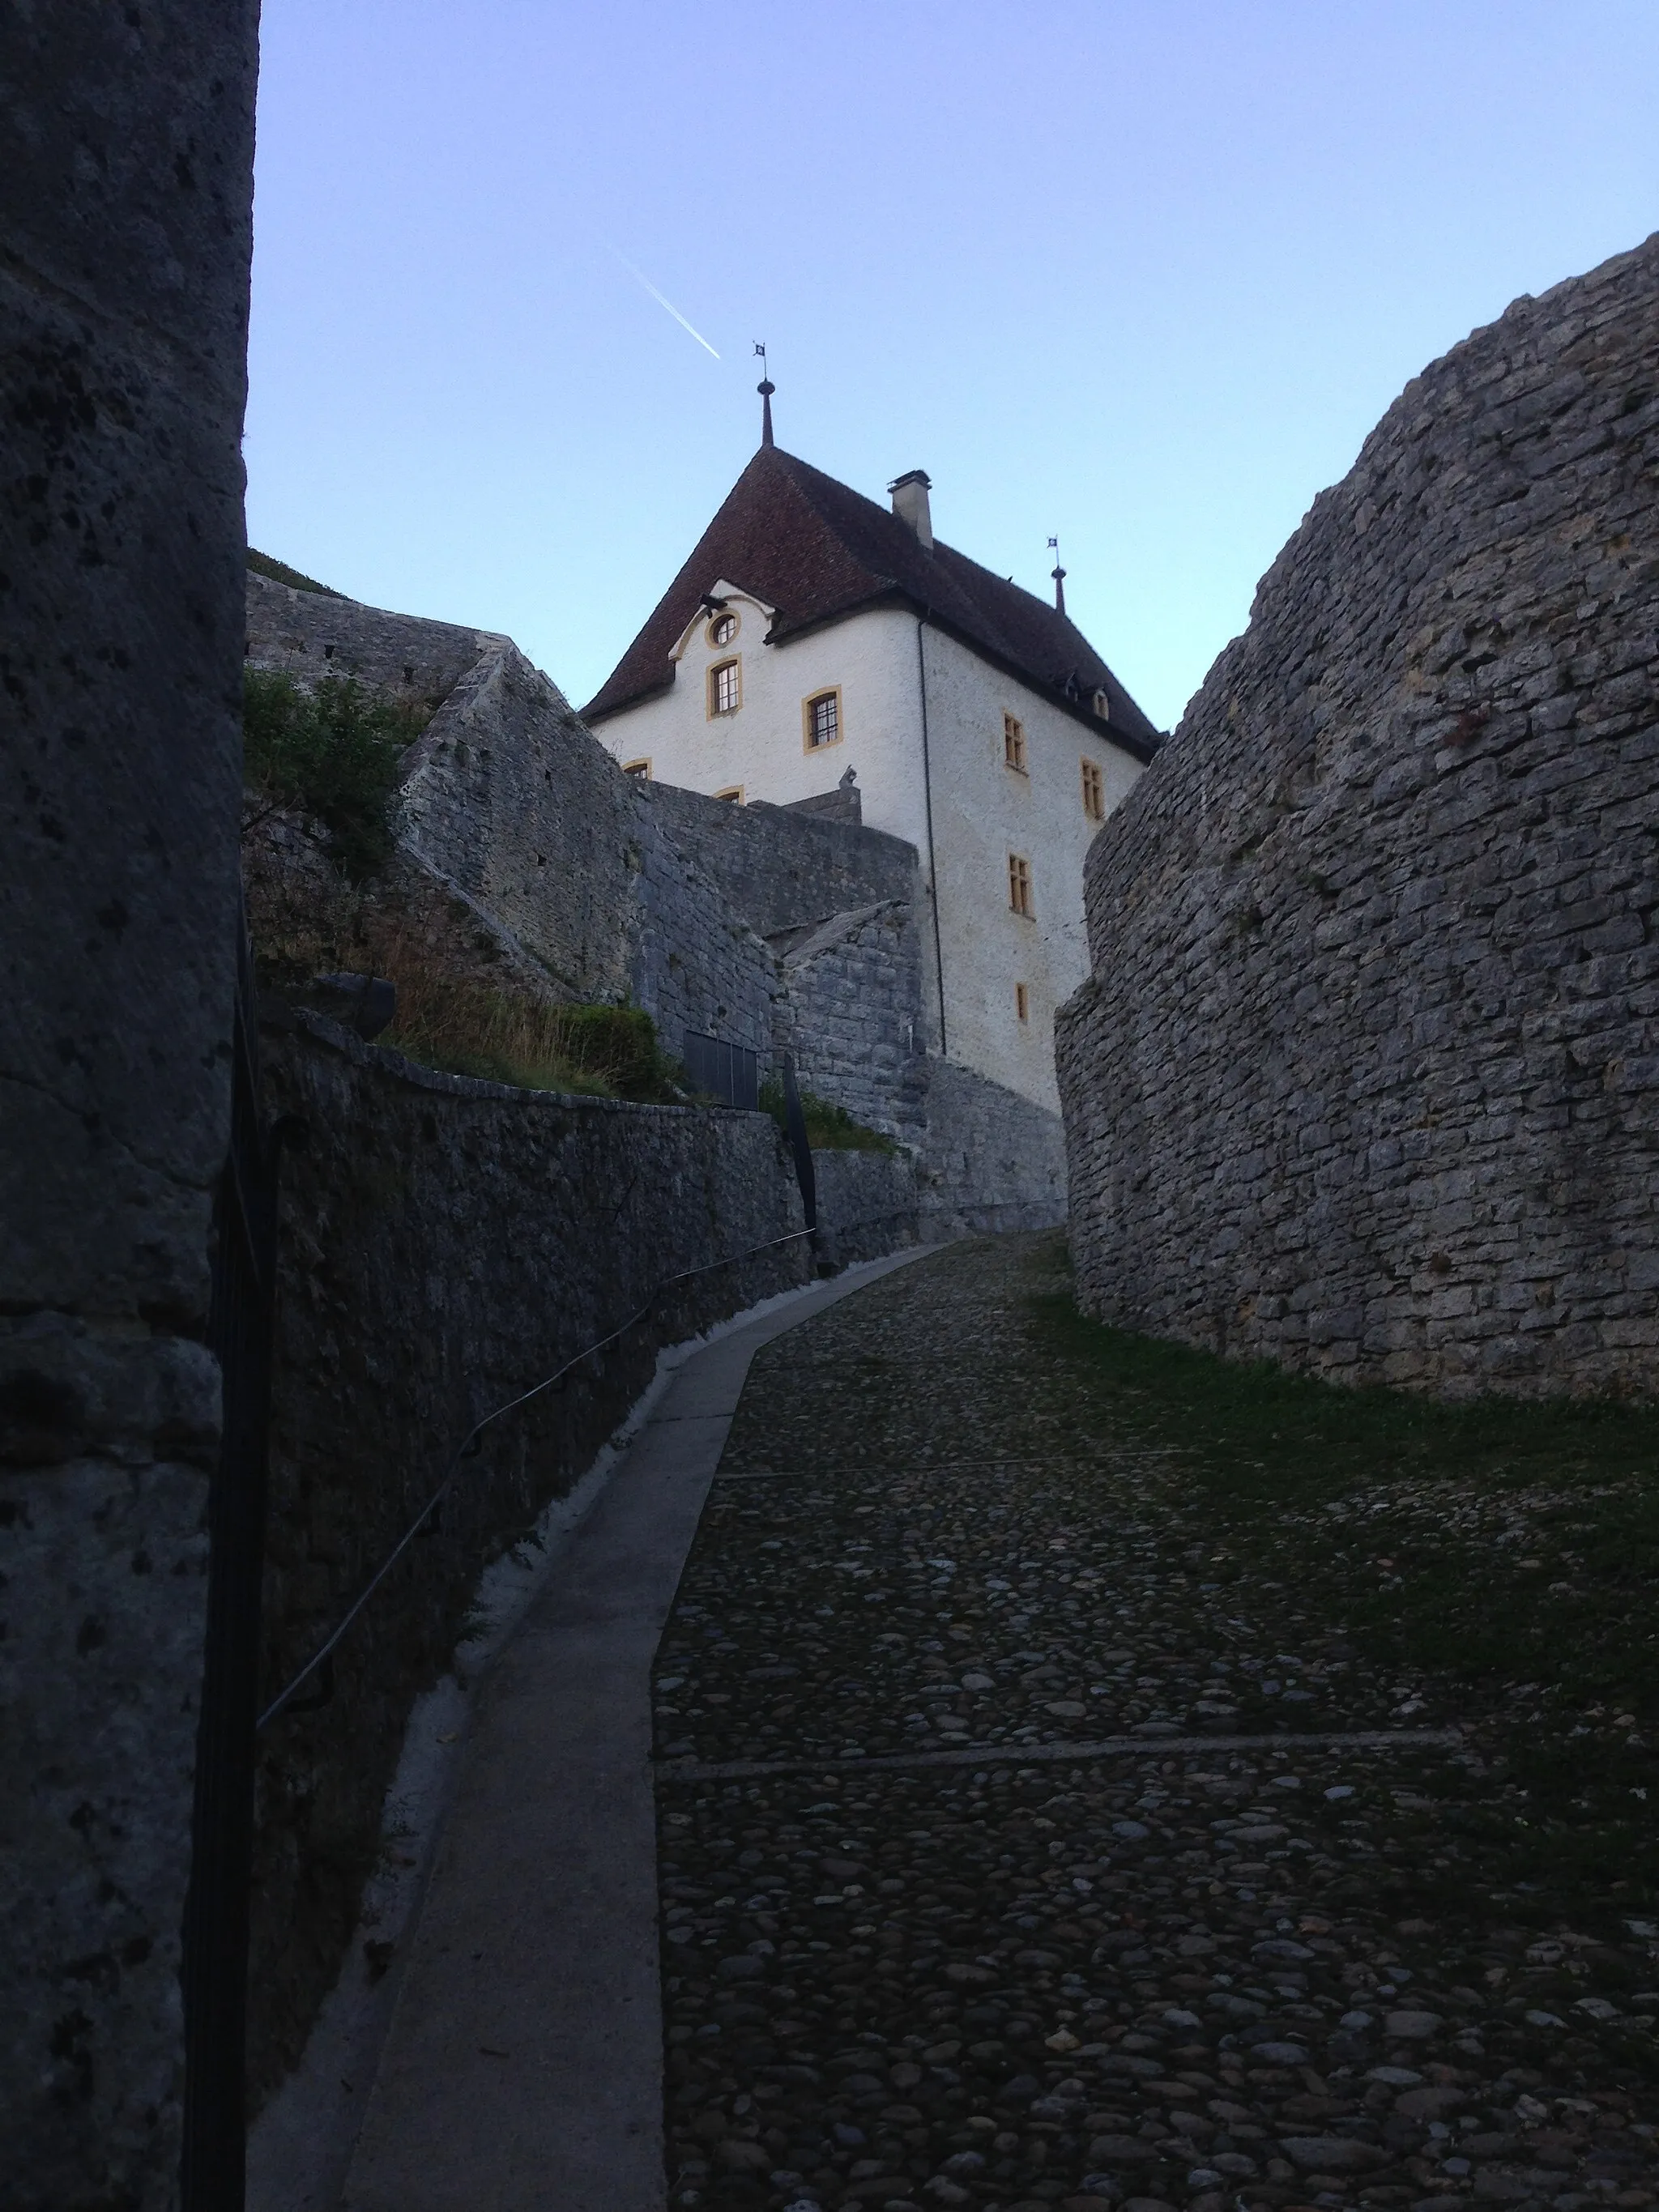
(246, 1), (1659, 733)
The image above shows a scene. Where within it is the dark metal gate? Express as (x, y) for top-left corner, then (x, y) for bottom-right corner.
(180, 924), (286, 2212)
(683, 1029), (760, 1111)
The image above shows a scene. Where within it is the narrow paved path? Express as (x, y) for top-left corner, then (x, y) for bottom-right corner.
(654, 1236), (1659, 2212)
(339, 1248), (932, 2212)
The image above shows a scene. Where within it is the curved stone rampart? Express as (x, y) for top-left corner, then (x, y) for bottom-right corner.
(1057, 235), (1659, 1396)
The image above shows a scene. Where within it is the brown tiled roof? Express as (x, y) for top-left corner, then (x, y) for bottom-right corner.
(581, 445), (1162, 757)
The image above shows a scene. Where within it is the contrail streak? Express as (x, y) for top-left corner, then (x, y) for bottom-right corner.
(612, 251), (720, 358)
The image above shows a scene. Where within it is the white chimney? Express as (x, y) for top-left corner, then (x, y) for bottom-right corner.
(888, 469), (933, 550)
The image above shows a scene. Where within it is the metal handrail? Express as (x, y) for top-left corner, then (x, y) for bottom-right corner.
(256, 1223), (815, 1730)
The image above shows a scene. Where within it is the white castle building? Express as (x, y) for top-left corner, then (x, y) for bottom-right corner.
(583, 390), (1159, 1114)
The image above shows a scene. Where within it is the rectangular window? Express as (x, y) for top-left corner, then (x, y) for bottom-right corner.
(1008, 853), (1033, 917)
(1081, 756), (1105, 820)
(714, 785), (744, 803)
(1015, 982), (1030, 1022)
(1003, 712), (1026, 772)
(709, 659), (741, 716)
(622, 757), (651, 779)
(804, 688), (842, 748)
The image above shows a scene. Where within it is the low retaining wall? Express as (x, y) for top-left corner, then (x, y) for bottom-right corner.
(916, 1058), (1068, 1235)
(249, 1014), (811, 2102)
(812, 1150), (920, 1267)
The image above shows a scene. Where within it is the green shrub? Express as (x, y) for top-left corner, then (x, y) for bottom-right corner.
(758, 1078), (896, 1152)
(555, 1004), (680, 1100)
(243, 668), (413, 879)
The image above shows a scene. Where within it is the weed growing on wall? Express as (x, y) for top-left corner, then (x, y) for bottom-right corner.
(248, 548), (343, 597)
(243, 669), (417, 879)
(382, 973), (683, 1102)
(758, 1078), (896, 1152)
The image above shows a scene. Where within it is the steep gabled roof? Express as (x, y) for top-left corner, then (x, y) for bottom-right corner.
(581, 445), (1162, 758)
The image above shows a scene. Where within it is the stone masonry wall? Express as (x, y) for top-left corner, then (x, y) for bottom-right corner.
(812, 1151), (920, 1266)
(245, 567), (501, 715)
(245, 571), (1068, 1234)
(1057, 233), (1659, 1396)
(248, 575), (782, 1060)
(642, 778), (919, 939)
(773, 900), (1066, 1233)
(0, 7), (258, 2206)
(915, 1059), (1068, 1236)
(242, 805), (566, 1008)
(780, 902), (931, 1144)
(247, 1014), (810, 2103)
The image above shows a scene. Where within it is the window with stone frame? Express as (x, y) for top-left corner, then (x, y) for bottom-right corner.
(709, 659), (741, 716)
(1008, 853), (1033, 917)
(1081, 756), (1105, 820)
(1015, 982), (1030, 1021)
(805, 689), (841, 748)
(1004, 713), (1027, 772)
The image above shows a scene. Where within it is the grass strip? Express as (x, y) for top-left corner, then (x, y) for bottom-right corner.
(1028, 1276), (1659, 1926)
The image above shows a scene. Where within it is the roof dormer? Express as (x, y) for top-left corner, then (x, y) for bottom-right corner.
(667, 580), (776, 664)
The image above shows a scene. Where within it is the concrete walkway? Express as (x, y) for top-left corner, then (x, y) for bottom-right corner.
(339, 1247), (930, 2212)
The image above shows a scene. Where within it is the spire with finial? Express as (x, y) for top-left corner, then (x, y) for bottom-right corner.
(1047, 536), (1067, 616)
(753, 342), (775, 448)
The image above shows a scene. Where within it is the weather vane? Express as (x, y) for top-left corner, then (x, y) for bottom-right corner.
(754, 342), (775, 448)
(1048, 536), (1067, 616)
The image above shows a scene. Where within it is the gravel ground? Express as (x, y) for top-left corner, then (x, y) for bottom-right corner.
(654, 1235), (1659, 2212)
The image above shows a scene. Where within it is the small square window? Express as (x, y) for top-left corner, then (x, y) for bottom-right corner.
(1008, 853), (1033, 917)
(622, 757), (652, 779)
(709, 659), (741, 715)
(1015, 982), (1030, 1022)
(1003, 713), (1026, 772)
(1081, 757), (1105, 820)
(804, 688), (842, 748)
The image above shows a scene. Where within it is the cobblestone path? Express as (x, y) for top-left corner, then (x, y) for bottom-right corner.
(652, 1235), (1659, 2212)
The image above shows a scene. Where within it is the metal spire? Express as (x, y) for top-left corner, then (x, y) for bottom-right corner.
(754, 342), (775, 448)
(1047, 535), (1067, 616)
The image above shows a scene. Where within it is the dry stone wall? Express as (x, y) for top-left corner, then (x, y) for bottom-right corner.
(247, 1013), (811, 2100)
(1058, 234), (1659, 1396)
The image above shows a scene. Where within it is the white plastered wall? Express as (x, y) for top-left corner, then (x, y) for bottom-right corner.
(595, 596), (930, 844)
(591, 595), (1145, 1112)
(919, 626), (1143, 1108)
